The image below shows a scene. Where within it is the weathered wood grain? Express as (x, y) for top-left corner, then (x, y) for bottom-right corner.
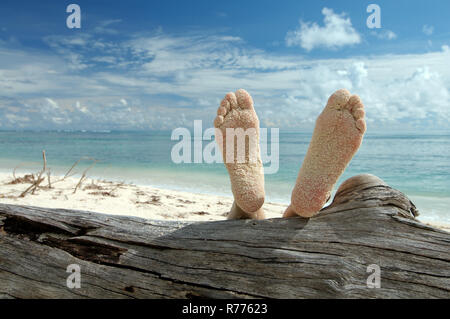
(0, 174), (449, 299)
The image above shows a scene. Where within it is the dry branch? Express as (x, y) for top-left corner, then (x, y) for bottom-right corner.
(47, 170), (52, 189)
(19, 151), (47, 197)
(12, 153), (100, 198)
(73, 160), (98, 194)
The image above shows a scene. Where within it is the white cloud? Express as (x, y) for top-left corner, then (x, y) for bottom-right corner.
(347, 62), (368, 87)
(94, 19), (122, 35)
(45, 98), (59, 109)
(1, 28), (450, 131)
(76, 101), (88, 113)
(385, 30), (397, 40)
(92, 56), (117, 64)
(6, 113), (30, 123)
(423, 25), (434, 36)
(286, 8), (361, 51)
(371, 30), (397, 40)
(52, 117), (72, 125)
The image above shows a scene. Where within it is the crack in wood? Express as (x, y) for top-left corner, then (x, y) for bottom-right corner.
(43, 236), (127, 264)
(98, 260), (268, 299)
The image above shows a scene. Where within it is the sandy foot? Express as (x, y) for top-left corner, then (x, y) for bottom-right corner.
(284, 89), (366, 218)
(214, 89), (265, 218)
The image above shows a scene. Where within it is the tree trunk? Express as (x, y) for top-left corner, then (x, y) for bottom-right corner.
(0, 174), (449, 299)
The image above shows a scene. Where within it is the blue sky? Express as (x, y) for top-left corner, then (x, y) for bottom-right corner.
(0, 0), (449, 131)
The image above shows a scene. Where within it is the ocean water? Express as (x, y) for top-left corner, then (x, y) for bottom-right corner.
(0, 130), (449, 223)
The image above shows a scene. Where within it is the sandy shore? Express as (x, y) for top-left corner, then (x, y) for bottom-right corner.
(0, 171), (448, 231)
(0, 171), (286, 221)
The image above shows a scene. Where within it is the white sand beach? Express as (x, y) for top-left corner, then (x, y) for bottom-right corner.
(0, 171), (286, 222)
(0, 171), (448, 232)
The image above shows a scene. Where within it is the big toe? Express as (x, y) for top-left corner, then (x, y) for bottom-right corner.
(235, 89), (254, 109)
(326, 89), (351, 110)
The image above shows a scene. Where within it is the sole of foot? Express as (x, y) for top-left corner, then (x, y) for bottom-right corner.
(284, 89), (366, 218)
(214, 89), (265, 218)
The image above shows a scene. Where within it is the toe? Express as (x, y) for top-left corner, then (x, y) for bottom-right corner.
(356, 118), (366, 133)
(327, 89), (351, 110)
(220, 98), (230, 112)
(353, 107), (365, 120)
(348, 95), (361, 111)
(214, 115), (224, 128)
(225, 92), (238, 109)
(217, 106), (227, 116)
(235, 89), (254, 109)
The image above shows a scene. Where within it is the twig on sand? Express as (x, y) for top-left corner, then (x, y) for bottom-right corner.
(20, 151), (47, 197)
(10, 152), (100, 198)
(63, 158), (82, 180)
(12, 164), (25, 180)
(7, 174), (34, 185)
(84, 180), (123, 197)
(109, 181), (124, 194)
(50, 156), (98, 186)
(47, 169), (52, 189)
(73, 160), (98, 194)
(31, 150), (47, 194)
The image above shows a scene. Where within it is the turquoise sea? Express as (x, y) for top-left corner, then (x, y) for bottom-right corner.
(0, 130), (449, 223)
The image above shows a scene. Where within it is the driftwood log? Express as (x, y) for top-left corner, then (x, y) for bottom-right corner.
(0, 174), (449, 299)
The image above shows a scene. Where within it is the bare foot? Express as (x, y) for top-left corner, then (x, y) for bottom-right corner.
(284, 89), (366, 218)
(214, 89), (265, 219)
(227, 201), (265, 220)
